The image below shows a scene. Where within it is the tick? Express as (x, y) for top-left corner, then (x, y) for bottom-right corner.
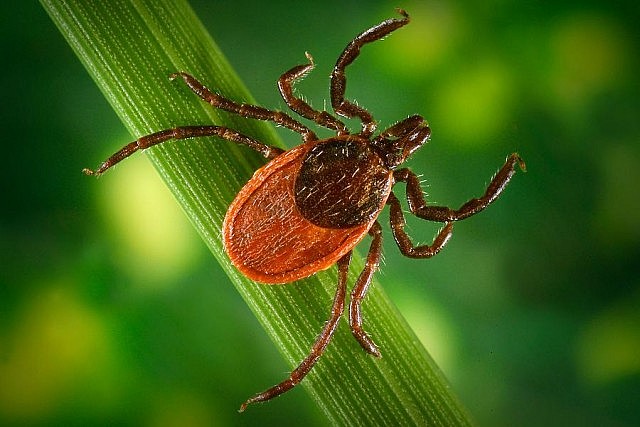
(85, 10), (525, 411)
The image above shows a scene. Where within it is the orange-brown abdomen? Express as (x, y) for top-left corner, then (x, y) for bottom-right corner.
(223, 141), (389, 284)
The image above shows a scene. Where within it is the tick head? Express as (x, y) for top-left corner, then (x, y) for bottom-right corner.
(372, 115), (431, 169)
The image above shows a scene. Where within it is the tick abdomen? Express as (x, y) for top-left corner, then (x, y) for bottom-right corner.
(223, 141), (374, 284)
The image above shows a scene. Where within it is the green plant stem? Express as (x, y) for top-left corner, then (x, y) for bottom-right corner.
(41, 0), (473, 424)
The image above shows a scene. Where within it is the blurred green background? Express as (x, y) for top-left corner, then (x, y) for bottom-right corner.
(2, 0), (638, 426)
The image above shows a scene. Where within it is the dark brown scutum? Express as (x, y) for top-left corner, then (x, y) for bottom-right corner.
(294, 137), (392, 229)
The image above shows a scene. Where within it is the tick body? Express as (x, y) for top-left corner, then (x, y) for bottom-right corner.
(85, 9), (525, 412)
(224, 134), (391, 284)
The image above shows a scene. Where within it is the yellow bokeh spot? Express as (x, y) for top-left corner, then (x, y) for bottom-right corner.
(0, 284), (111, 421)
(378, 4), (462, 76)
(593, 144), (640, 245)
(550, 13), (629, 106)
(146, 389), (221, 427)
(576, 299), (640, 385)
(98, 154), (201, 288)
(394, 290), (459, 377)
(434, 60), (515, 146)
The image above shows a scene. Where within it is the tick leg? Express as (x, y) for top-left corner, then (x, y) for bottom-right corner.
(83, 125), (284, 176)
(170, 72), (317, 142)
(330, 9), (410, 137)
(388, 192), (454, 258)
(239, 252), (351, 412)
(278, 52), (347, 134)
(393, 153), (526, 222)
(349, 221), (383, 357)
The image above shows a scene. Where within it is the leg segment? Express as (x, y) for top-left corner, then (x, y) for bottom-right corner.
(278, 52), (347, 134)
(330, 9), (410, 137)
(393, 153), (526, 222)
(83, 125), (284, 176)
(349, 221), (383, 357)
(170, 72), (317, 142)
(239, 252), (352, 412)
(387, 192), (454, 258)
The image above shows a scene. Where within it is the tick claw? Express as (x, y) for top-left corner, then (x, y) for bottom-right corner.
(304, 51), (314, 65)
(517, 156), (527, 172)
(239, 393), (264, 413)
(352, 329), (381, 357)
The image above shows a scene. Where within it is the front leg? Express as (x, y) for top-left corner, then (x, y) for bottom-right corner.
(394, 153), (525, 222)
(331, 9), (410, 137)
